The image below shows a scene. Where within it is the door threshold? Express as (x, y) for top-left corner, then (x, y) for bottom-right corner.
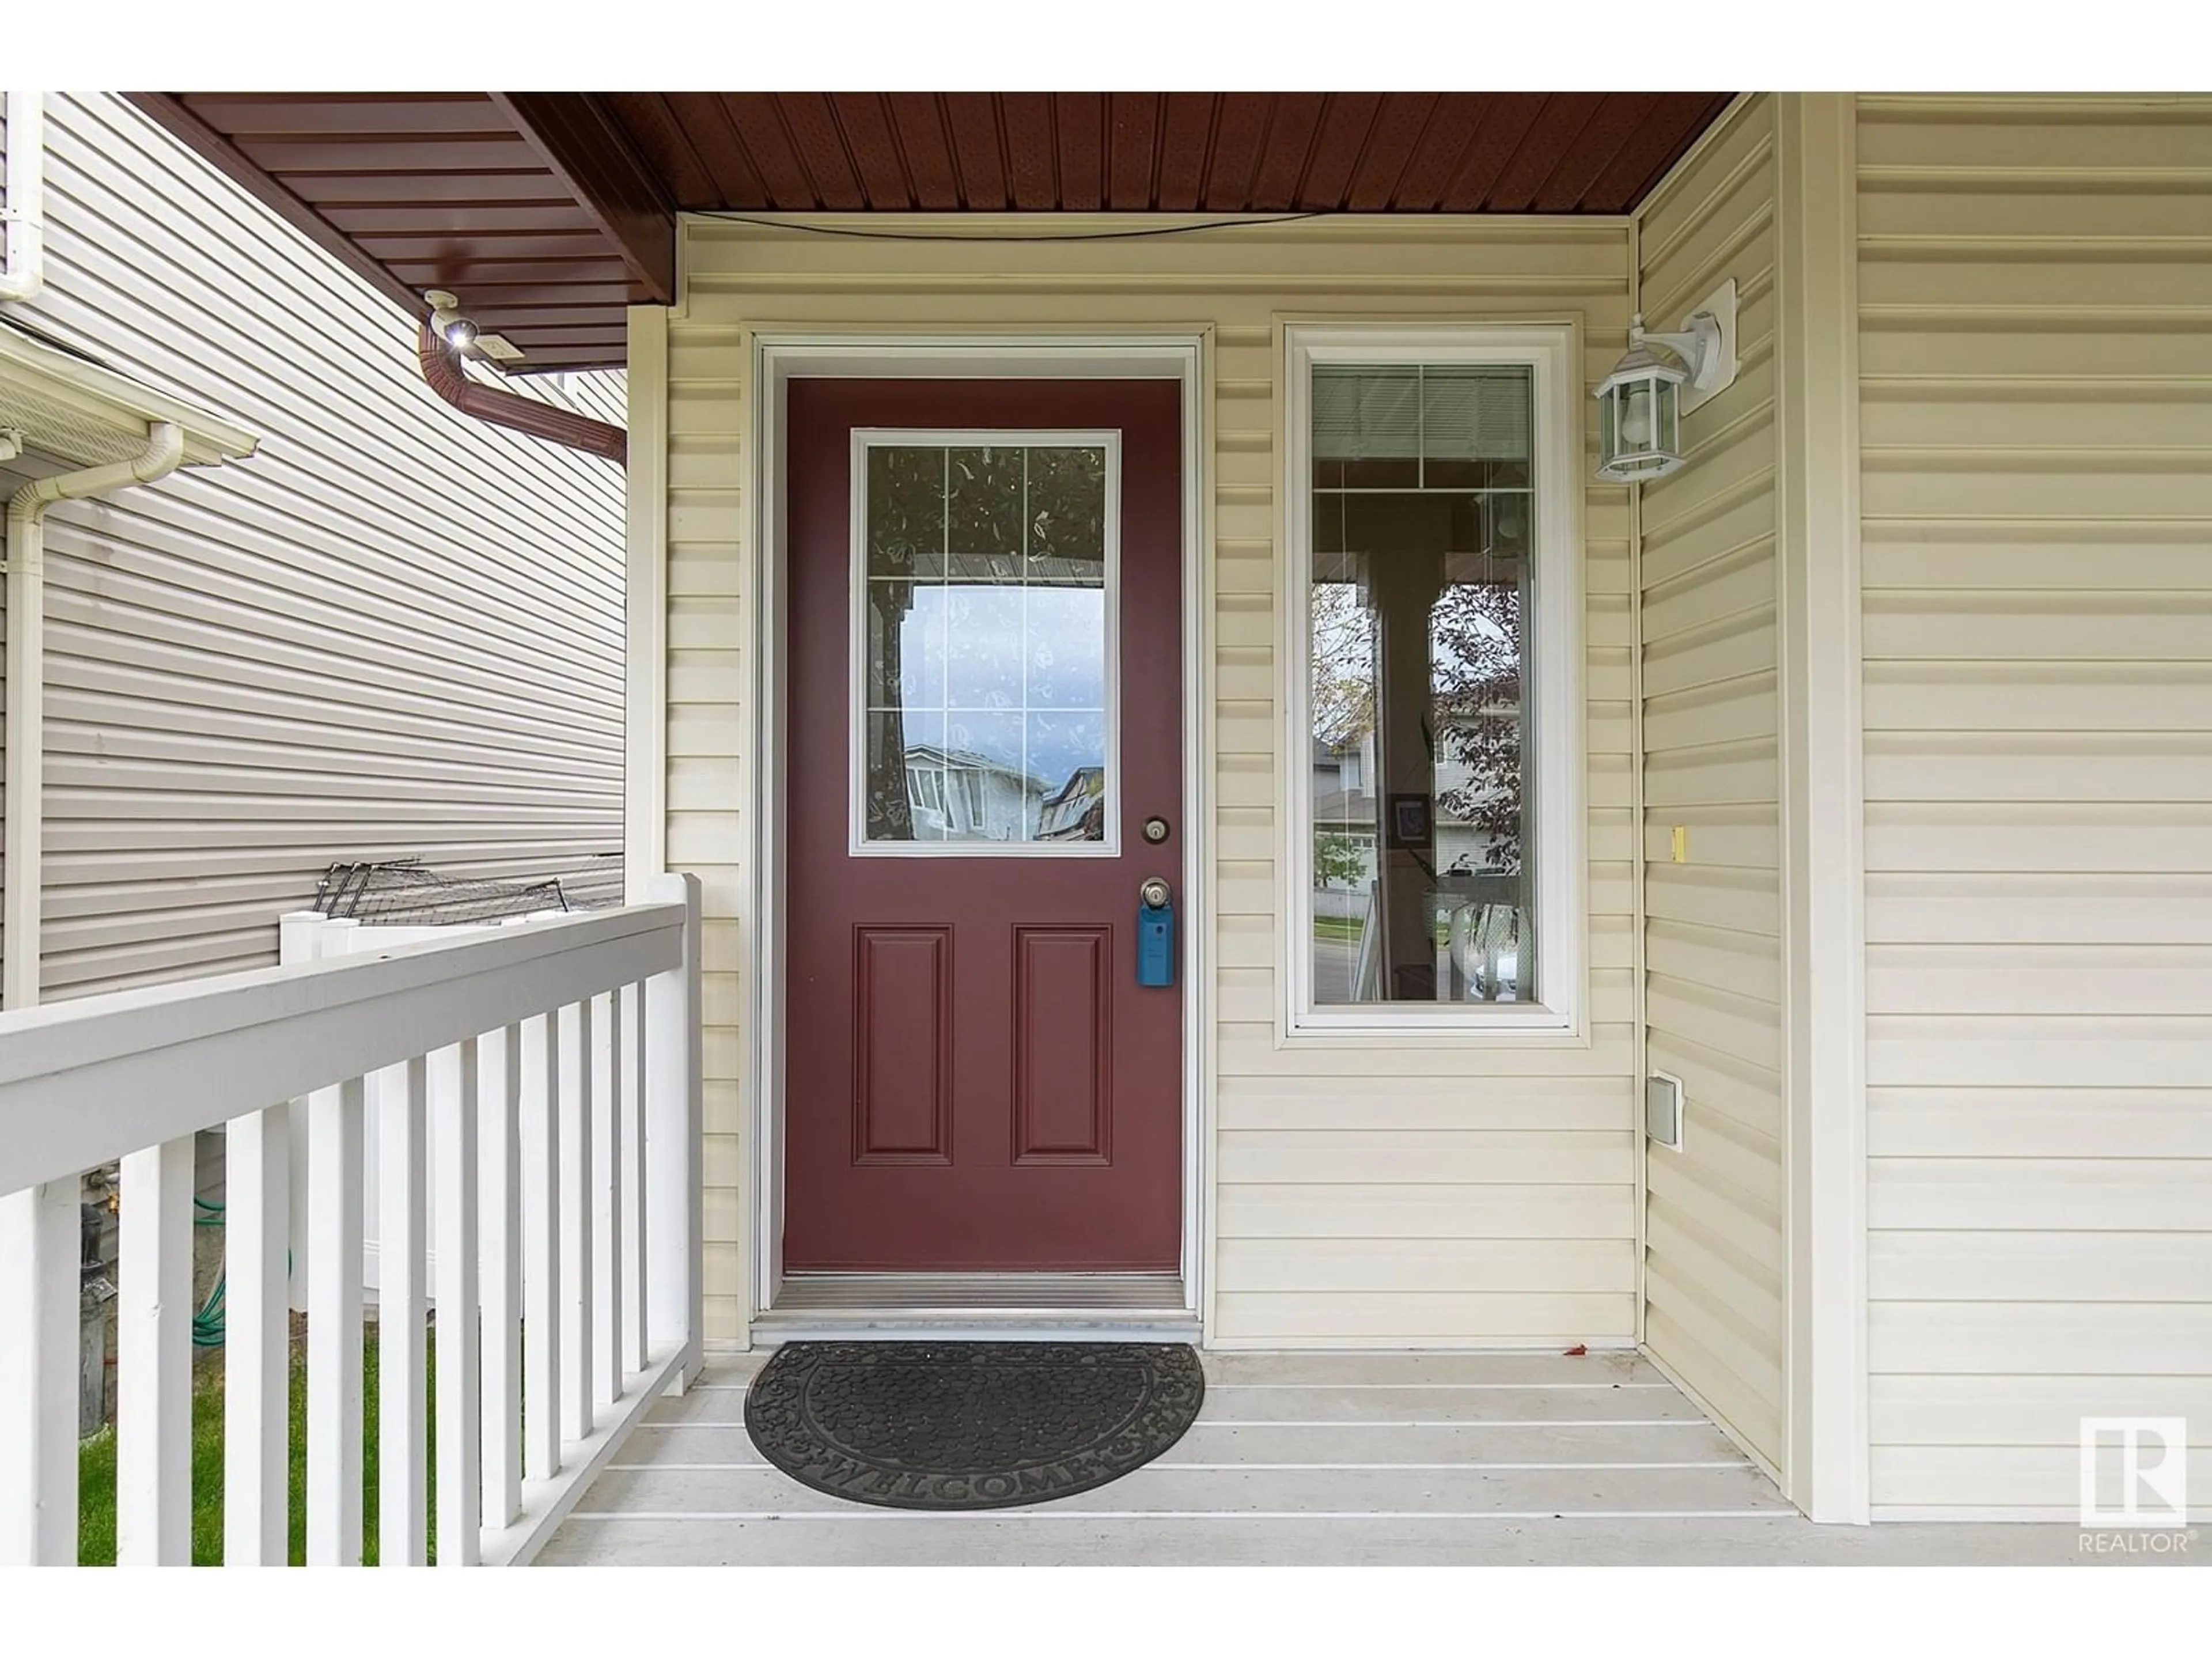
(755, 1272), (1198, 1343)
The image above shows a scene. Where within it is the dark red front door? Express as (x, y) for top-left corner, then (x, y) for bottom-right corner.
(783, 378), (1183, 1272)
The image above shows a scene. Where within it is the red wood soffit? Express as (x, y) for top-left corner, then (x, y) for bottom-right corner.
(130, 92), (1734, 375)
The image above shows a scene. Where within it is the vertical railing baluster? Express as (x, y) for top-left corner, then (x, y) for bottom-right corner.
(592, 989), (620, 1410)
(225, 1103), (290, 1565)
(116, 1136), (195, 1563)
(558, 999), (594, 1444)
(434, 1039), (482, 1566)
(5, 895), (700, 1573)
(518, 1012), (559, 1483)
(479, 1021), (523, 1528)
(620, 981), (648, 1373)
(0, 1181), (85, 1565)
(377, 1055), (429, 1566)
(306, 1075), (366, 1566)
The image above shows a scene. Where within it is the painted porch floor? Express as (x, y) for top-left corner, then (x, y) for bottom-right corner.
(542, 1350), (2106, 1566)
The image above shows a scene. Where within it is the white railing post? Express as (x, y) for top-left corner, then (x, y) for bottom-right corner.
(518, 1010), (560, 1482)
(378, 1053), (430, 1566)
(558, 997), (594, 1444)
(116, 1135), (194, 1564)
(278, 911), (325, 1314)
(306, 1074), (365, 1566)
(0, 1180), (81, 1565)
(224, 1101), (290, 1565)
(479, 1019), (524, 1528)
(643, 873), (703, 1387)
(434, 1038), (482, 1566)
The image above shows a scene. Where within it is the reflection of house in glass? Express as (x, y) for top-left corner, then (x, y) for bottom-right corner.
(902, 742), (1047, 840)
(1037, 765), (1107, 841)
(902, 745), (1106, 843)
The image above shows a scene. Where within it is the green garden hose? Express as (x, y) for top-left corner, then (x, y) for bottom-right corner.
(192, 1197), (226, 1348)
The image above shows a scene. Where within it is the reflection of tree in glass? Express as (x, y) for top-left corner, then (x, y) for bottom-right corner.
(1310, 582), (1376, 749)
(947, 447), (1025, 561)
(1431, 582), (1523, 873)
(1313, 830), (1369, 888)
(866, 447), (949, 839)
(1310, 574), (1522, 874)
(1026, 446), (1107, 572)
(868, 446), (945, 575)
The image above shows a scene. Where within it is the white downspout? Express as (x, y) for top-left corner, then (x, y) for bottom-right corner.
(0, 91), (46, 304)
(4, 422), (184, 1009)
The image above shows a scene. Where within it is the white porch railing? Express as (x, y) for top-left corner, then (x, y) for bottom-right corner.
(0, 872), (702, 1566)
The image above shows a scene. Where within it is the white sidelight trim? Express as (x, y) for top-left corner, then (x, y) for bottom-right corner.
(745, 332), (1212, 1328)
(1279, 323), (1589, 1041)
(1774, 92), (1871, 1525)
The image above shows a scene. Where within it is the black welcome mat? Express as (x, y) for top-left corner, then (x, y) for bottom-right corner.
(743, 1340), (1205, 1510)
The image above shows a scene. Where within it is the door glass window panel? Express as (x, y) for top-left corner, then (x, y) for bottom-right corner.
(1306, 365), (1536, 1005)
(860, 439), (1113, 849)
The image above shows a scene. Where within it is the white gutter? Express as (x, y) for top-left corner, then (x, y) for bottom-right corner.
(3, 423), (185, 1009)
(0, 92), (44, 304)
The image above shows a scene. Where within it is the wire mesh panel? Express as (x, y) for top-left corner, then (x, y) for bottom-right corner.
(311, 859), (623, 925)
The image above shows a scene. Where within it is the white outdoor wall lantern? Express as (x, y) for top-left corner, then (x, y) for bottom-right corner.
(1593, 278), (1737, 483)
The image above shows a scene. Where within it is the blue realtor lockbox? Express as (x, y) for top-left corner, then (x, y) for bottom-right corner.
(1137, 891), (1176, 987)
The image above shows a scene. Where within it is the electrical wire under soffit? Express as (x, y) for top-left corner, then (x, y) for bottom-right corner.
(691, 210), (1330, 243)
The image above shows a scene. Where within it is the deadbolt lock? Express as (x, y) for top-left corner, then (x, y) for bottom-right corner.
(1142, 816), (1171, 844)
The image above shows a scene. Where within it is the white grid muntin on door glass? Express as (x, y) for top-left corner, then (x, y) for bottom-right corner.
(846, 428), (1122, 858)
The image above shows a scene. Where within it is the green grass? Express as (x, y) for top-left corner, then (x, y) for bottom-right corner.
(77, 1328), (436, 1565)
(1312, 914), (1364, 944)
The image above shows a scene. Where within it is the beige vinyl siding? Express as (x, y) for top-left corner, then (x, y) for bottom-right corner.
(520, 367), (628, 430)
(1, 93), (625, 998)
(1631, 99), (1787, 1474)
(1857, 94), (2212, 1516)
(661, 214), (1637, 1347)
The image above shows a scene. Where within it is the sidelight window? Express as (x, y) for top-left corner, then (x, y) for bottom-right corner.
(1286, 329), (1585, 1035)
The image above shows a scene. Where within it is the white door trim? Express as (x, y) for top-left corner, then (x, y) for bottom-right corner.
(744, 331), (1214, 1328)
